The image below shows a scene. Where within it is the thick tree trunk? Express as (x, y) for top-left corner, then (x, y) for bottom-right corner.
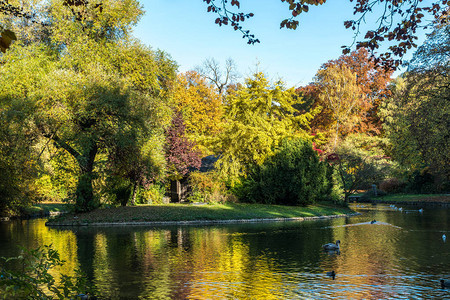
(130, 182), (138, 206)
(170, 180), (181, 202)
(44, 126), (99, 212)
(75, 172), (94, 211)
(75, 142), (98, 212)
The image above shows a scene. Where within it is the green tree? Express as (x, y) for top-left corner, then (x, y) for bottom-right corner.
(0, 44), (52, 215)
(214, 72), (316, 185)
(0, 1), (177, 212)
(238, 138), (332, 206)
(34, 62), (153, 211)
(174, 71), (224, 153)
(330, 134), (394, 202)
(380, 25), (450, 191)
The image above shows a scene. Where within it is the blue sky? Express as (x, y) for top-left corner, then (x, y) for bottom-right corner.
(133, 1), (428, 87)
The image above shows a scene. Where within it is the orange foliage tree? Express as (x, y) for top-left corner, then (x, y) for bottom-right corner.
(300, 48), (393, 144)
(321, 48), (393, 134)
(314, 64), (362, 150)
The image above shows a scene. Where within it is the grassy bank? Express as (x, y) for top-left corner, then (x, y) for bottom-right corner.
(47, 202), (354, 225)
(1, 203), (72, 219)
(371, 194), (450, 203)
(21, 203), (73, 217)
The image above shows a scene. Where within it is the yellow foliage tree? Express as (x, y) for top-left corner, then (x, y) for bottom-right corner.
(214, 72), (316, 184)
(174, 71), (224, 153)
(314, 64), (362, 150)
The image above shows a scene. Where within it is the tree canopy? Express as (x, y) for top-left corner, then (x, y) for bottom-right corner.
(174, 71), (225, 150)
(0, 0), (177, 212)
(380, 24), (450, 192)
(213, 72), (316, 184)
(313, 63), (362, 150)
(301, 48), (393, 147)
(164, 111), (202, 181)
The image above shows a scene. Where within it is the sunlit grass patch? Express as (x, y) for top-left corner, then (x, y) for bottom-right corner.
(34, 203), (72, 212)
(377, 194), (450, 202)
(48, 202), (354, 225)
(23, 203), (73, 216)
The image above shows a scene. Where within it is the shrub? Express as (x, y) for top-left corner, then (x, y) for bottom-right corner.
(141, 183), (166, 204)
(101, 175), (131, 206)
(188, 171), (231, 203)
(379, 178), (406, 193)
(237, 138), (333, 206)
(405, 167), (438, 194)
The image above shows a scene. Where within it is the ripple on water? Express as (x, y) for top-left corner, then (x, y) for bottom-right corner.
(183, 271), (450, 299)
(1, 205), (448, 299)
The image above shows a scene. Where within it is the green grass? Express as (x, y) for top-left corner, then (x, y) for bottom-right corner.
(48, 202), (354, 225)
(23, 203), (73, 216)
(375, 194), (450, 202)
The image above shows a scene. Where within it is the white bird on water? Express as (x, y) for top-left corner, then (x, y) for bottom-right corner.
(443, 234), (447, 242)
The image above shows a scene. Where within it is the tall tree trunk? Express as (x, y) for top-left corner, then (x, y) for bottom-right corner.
(49, 133), (98, 212)
(333, 120), (340, 151)
(75, 142), (98, 212)
(130, 181), (138, 206)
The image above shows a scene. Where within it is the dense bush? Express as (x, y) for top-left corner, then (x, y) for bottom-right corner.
(188, 171), (234, 203)
(236, 138), (332, 206)
(140, 183), (166, 204)
(379, 178), (406, 193)
(102, 176), (132, 206)
(103, 176), (167, 205)
(405, 167), (444, 194)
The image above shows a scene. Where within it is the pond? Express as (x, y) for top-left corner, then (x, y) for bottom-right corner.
(1, 204), (449, 299)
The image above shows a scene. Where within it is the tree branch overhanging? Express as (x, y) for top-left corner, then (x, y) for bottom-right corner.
(204, 0), (450, 70)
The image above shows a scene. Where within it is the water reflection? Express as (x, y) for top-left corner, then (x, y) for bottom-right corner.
(0, 204), (449, 299)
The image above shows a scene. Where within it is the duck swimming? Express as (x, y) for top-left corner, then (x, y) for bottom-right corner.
(326, 271), (336, 280)
(323, 240), (340, 251)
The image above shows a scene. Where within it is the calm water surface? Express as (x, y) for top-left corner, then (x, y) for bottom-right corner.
(1, 204), (449, 299)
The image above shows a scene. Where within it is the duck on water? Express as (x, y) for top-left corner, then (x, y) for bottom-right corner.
(441, 279), (450, 288)
(323, 240), (340, 251)
(326, 271), (336, 280)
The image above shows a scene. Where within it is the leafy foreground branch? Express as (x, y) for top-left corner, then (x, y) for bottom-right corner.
(0, 245), (96, 299)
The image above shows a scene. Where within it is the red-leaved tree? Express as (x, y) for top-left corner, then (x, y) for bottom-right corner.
(164, 111), (202, 181)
